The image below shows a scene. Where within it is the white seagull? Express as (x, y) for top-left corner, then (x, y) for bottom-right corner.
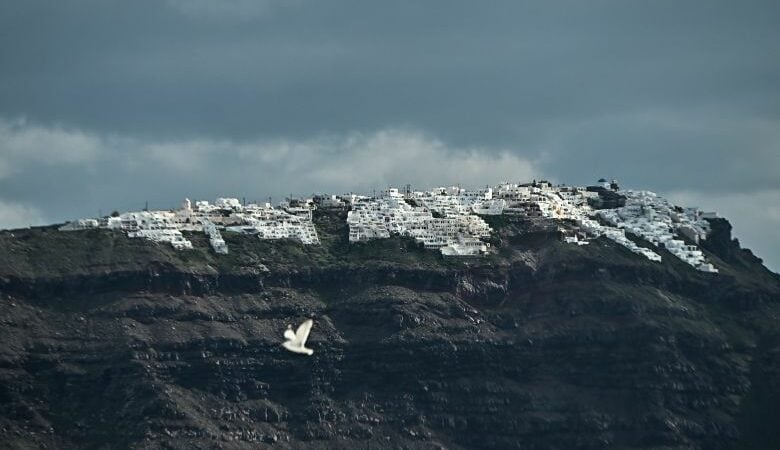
(282, 319), (314, 355)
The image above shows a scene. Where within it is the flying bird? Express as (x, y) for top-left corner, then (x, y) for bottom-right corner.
(282, 319), (314, 355)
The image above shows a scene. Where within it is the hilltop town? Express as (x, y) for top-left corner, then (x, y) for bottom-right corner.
(59, 179), (719, 273)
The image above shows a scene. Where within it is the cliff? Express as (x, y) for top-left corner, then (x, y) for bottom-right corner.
(0, 211), (778, 449)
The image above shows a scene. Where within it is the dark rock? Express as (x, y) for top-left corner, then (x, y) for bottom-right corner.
(0, 212), (778, 448)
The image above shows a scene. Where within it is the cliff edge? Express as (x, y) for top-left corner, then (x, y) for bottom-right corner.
(0, 211), (778, 449)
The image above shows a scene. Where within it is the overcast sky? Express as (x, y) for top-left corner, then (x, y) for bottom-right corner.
(1, 0), (778, 271)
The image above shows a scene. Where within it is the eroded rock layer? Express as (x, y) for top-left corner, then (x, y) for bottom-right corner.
(0, 212), (778, 449)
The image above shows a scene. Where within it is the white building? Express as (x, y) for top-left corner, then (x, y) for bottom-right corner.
(57, 182), (721, 271)
(345, 188), (492, 256)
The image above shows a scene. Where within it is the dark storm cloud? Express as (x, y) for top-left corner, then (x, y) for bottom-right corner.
(3, 1), (778, 142)
(0, 0), (778, 269)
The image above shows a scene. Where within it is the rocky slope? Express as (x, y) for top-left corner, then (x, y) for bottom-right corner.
(0, 211), (778, 449)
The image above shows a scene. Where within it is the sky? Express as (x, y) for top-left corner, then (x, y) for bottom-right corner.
(0, 0), (778, 271)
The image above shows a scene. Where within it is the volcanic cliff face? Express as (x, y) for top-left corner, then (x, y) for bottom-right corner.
(0, 211), (778, 449)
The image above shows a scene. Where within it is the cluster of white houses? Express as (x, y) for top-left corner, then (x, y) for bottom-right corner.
(59, 179), (720, 272)
(595, 191), (718, 272)
(346, 187), (492, 256)
(60, 197), (320, 255)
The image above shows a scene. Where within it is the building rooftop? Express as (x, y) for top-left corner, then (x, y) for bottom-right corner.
(58, 180), (720, 272)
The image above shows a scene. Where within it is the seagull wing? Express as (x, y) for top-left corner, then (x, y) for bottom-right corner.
(295, 319), (313, 345)
(284, 328), (296, 341)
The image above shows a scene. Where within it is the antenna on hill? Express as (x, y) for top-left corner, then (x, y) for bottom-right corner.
(144, 201), (148, 212)
(242, 196), (246, 206)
